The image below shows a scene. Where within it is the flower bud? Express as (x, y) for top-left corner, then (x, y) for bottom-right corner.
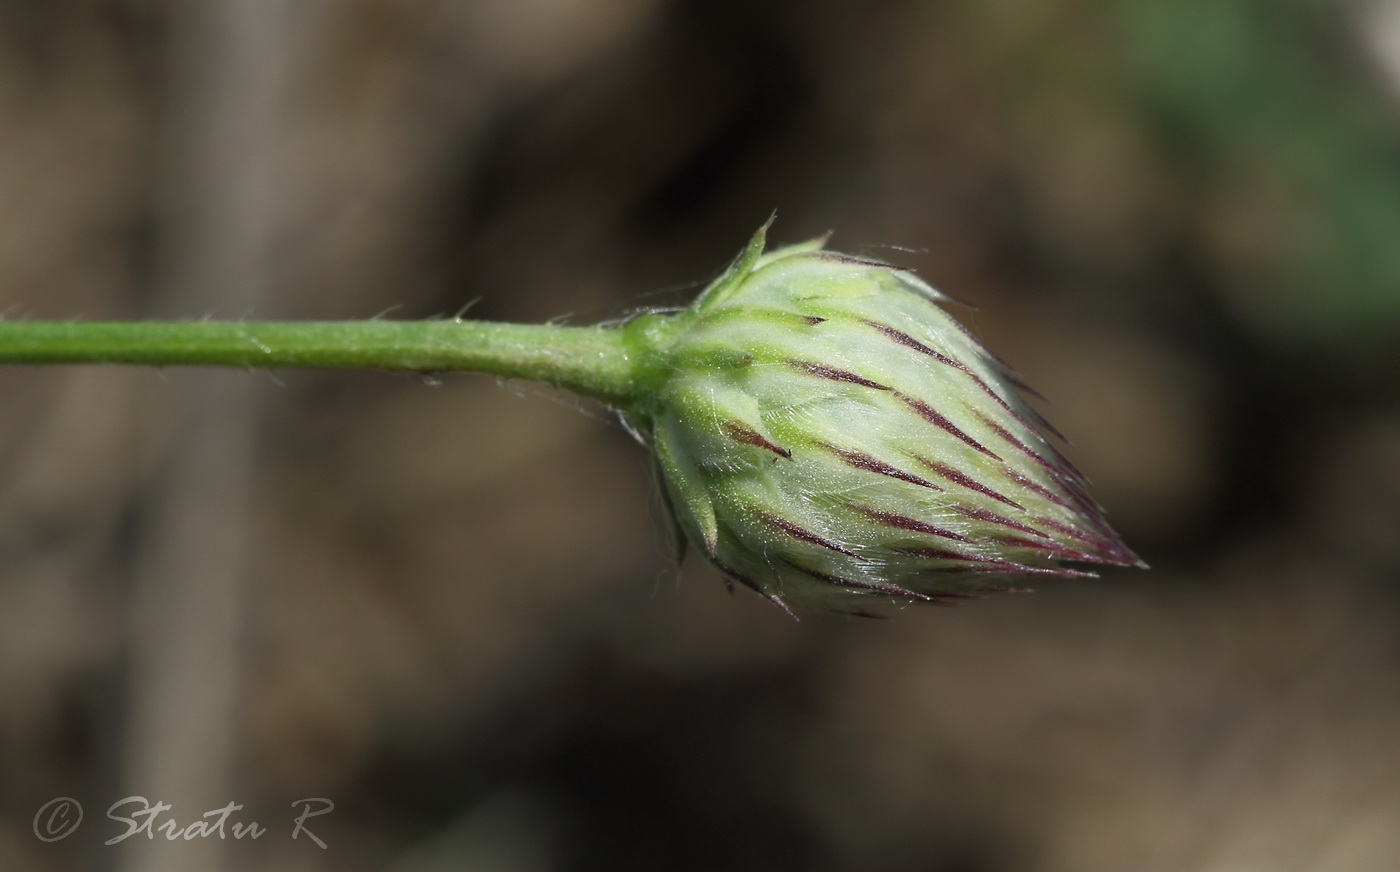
(622, 222), (1143, 616)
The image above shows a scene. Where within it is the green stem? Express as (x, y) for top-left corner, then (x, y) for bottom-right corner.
(0, 319), (643, 408)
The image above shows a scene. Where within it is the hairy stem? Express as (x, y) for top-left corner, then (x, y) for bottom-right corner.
(0, 319), (642, 407)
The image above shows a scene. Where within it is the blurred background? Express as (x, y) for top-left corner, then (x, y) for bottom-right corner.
(3, 0), (1400, 870)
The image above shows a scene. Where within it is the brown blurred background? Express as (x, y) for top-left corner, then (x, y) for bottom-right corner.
(3, 0), (1400, 870)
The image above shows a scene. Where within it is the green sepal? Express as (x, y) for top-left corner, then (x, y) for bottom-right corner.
(654, 419), (719, 553)
(654, 456), (690, 564)
(693, 215), (774, 313)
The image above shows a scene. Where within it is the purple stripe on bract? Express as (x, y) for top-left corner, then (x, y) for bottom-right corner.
(808, 252), (892, 269)
(861, 321), (1047, 432)
(894, 545), (988, 562)
(988, 534), (1099, 562)
(712, 558), (763, 594)
(1025, 404), (1070, 444)
(895, 547), (1088, 577)
(786, 561), (933, 602)
(722, 421), (791, 459)
(951, 505), (1049, 538)
(1030, 517), (1140, 565)
(976, 389), (1067, 450)
(975, 401), (1083, 480)
(1005, 371), (1048, 401)
(1030, 516), (1101, 546)
(950, 318), (1013, 368)
(821, 443), (944, 491)
(915, 458), (1025, 509)
(967, 371), (1021, 415)
(1009, 565), (1098, 578)
(1036, 515), (1120, 548)
(934, 561), (1097, 579)
(713, 557), (798, 619)
(847, 504), (972, 542)
(1075, 510), (1127, 544)
(898, 548), (1094, 581)
(973, 410), (1091, 502)
(1040, 436), (1089, 482)
(785, 560), (975, 607)
(790, 360), (890, 390)
(861, 320), (966, 370)
(1005, 469), (1076, 511)
(897, 393), (1001, 460)
(755, 510), (864, 559)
